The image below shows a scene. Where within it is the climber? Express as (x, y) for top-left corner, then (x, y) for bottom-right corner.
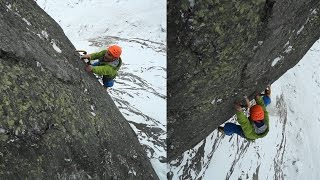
(242, 84), (272, 109)
(218, 94), (269, 140)
(81, 45), (122, 88)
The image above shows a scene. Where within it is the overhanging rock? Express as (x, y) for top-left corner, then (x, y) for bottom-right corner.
(168, 0), (320, 160)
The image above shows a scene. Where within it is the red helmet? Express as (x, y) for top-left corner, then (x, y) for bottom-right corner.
(108, 45), (122, 58)
(250, 105), (264, 121)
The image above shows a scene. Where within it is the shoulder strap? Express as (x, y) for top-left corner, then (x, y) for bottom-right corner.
(115, 58), (122, 71)
(98, 58), (121, 70)
(253, 121), (268, 134)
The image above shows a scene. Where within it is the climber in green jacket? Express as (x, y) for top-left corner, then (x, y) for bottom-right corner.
(81, 45), (122, 88)
(218, 95), (269, 140)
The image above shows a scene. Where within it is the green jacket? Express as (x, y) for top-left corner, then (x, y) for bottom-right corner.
(90, 50), (122, 78)
(236, 96), (269, 140)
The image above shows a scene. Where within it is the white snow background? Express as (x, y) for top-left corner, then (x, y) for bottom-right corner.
(36, 1), (166, 179)
(169, 39), (320, 180)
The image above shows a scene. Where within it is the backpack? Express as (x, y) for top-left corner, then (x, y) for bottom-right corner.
(252, 121), (268, 134)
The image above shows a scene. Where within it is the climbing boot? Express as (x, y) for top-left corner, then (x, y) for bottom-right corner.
(218, 126), (224, 134)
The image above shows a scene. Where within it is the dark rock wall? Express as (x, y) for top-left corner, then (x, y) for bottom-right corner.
(0, 1), (159, 179)
(168, 0), (320, 160)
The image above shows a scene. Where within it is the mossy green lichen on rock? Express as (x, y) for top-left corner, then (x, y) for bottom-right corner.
(0, 134), (9, 141)
(0, 54), (148, 177)
(1, 0), (151, 179)
(183, 0), (264, 65)
(7, 120), (15, 128)
(0, 53), (157, 178)
(168, 0), (320, 161)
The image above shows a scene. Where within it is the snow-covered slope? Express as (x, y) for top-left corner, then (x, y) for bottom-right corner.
(169, 40), (320, 180)
(36, 1), (166, 179)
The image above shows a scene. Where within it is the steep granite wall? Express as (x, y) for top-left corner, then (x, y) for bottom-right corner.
(168, 0), (320, 160)
(0, 1), (159, 179)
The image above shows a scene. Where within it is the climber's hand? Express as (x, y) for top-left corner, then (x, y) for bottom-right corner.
(81, 54), (90, 60)
(255, 94), (261, 101)
(234, 103), (242, 112)
(85, 65), (92, 72)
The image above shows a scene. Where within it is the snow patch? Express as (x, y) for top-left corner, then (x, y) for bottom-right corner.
(0, 128), (6, 133)
(297, 25), (304, 35)
(254, 41), (264, 50)
(297, 9), (318, 36)
(6, 4), (22, 17)
(41, 30), (49, 39)
(22, 18), (31, 26)
(128, 169), (137, 176)
(90, 105), (96, 116)
(284, 46), (293, 53)
(6, 4), (12, 10)
(271, 56), (284, 67)
(90, 112), (96, 117)
(189, 0), (195, 7)
(36, 61), (45, 71)
(284, 41), (290, 47)
(283, 41), (293, 54)
(211, 99), (216, 104)
(211, 98), (222, 104)
(36, 34), (42, 39)
(51, 40), (62, 53)
(169, 140), (205, 180)
(64, 158), (71, 162)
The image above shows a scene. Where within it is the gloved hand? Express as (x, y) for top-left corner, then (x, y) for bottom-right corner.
(244, 95), (250, 108)
(85, 65), (92, 72)
(81, 54), (90, 60)
(234, 103), (242, 112)
(255, 94), (261, 101)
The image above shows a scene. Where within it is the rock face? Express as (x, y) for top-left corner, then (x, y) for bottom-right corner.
(168, 0), (320, 160)
(0, 1), (159, 179)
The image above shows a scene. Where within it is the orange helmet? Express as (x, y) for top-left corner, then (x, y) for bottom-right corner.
(108, 45), (122, 58)
(250, 105), (264, 121)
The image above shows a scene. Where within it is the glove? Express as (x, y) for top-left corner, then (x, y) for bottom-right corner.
(234, 103), (242, 112)
(80, 54), (90, 60)
(85, 65), (92, 72)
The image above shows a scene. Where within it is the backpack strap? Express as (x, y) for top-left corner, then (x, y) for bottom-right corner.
(253, 121), (268, 134)
(103, 58), (122, 80)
